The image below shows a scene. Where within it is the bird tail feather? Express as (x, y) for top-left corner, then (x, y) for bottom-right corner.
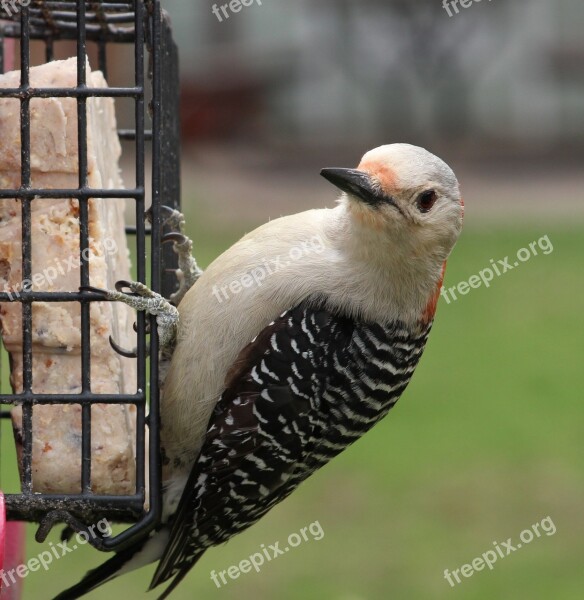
(53, 528), (170, 600)
(52, 543), (143, 600)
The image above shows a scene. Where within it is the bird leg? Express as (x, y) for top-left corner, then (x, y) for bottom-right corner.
(82, 281), (179, 351)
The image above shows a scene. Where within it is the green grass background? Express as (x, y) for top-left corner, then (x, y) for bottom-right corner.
(1, 219), (582, 599)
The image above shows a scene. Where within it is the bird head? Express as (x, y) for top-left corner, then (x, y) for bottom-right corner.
(321, 144), (463, 264)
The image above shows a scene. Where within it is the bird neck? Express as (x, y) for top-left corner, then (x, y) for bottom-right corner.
(324, 206), (447, 327)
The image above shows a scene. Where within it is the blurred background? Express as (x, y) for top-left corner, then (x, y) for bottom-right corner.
(168, 0), (584, 230)
(2, 0), (583, 598)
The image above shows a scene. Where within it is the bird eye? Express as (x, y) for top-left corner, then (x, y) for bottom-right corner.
(417, 190), (437, 213)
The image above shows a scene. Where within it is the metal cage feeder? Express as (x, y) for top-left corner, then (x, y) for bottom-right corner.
(0, 0), (181, 555)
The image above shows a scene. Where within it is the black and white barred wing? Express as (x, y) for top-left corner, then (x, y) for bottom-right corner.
(150, 303), (353, 591)
(150, 300), (429, 595)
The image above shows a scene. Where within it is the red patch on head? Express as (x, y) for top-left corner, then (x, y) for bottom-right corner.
(422, 262), (446, 324)
(358, 159), (398, 194)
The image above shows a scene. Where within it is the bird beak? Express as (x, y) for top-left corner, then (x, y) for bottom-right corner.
(320, 168), (382, 206)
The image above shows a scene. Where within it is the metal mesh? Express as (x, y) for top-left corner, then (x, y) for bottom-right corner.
(0, 0), (180, 550)
(0, 1), (136, 41)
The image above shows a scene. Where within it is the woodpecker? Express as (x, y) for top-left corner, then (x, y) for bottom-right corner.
(55, 144), (463, 599)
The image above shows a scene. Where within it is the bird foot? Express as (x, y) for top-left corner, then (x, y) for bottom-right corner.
(82, 280), (179, 351)
(148, 206), (203, 306)
(162, 231), (203, 305)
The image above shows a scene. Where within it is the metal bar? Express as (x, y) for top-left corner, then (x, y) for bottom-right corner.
(0, 86), (144, 97)
(133, 0), (146, 498)
(147, 0), (163, 531)
(124, 225), (152, 235)
(6, 493), (144, 504)
(19, 3), (34, 497)
(0, 26), (136, 44)
(0, 394), (146, 404)
(77, 0), (92, 495)
(118, 128), (153, 140)
(158, 8), (181, 299)
(8, 2), (135, 10)
(0, 187), (143, 198)
(2, 6), (136, 20)
(0, 291), (129, 301)
(97, 39), (108, 78)
(45, 35), (54, 62)
(28, 11), (136, 22)
(6, 494), (145, 524)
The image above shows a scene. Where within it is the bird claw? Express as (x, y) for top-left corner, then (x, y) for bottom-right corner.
(160, 206), (186, 232)
(115, 280), (137, 294)
(79, 281), (179, 351)
(133, 320), (151, 334)
(161, 210), (203, 306)
(144, 206), (203, 306)
(145, 205), (185, 231)
(162, 232), (189, 246)
(110, 321), (151, 358)
(108, 335), (151, 359)
(79, 285), (109, 297)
